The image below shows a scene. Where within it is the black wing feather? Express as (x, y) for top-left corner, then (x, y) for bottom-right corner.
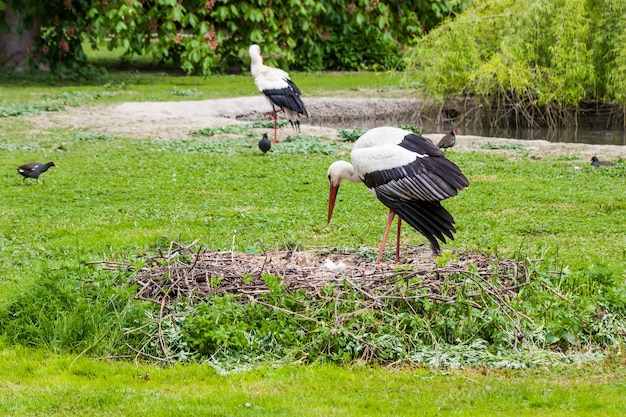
(397, 133), (443, 156)
(360, 133), (469, 253)
(263, 79), (308, 116)
(363, 157), (468, 201)
(377, 196), (456, 254)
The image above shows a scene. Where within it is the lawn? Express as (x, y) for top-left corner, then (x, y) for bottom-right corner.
(1, 343), (626, 416)
(1, 65), (625, 415)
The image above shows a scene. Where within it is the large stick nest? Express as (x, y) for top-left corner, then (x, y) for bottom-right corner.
(92, 242), (541, 362)
(123, 241), (531, 309)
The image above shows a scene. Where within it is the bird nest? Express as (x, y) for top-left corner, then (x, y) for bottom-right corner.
(89, 241), (543, 362)
(104, 241), (531, 309)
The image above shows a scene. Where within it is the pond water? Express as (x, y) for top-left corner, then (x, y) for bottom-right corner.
(311, 117), (626, 146)
(453, 124), (626, 146)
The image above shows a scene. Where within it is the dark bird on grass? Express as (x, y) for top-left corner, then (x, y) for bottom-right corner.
(249, 44), (308, 144)
(437, 129), (457, 151)
(590, 156), (614, 167)
(326, 127), (469, 263)
(258, 133), (271, 154)
(17, 161), (56, 184)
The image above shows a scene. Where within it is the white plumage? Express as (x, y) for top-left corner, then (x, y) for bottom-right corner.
(249, 44), (308, 143)
(327, 127), (469, 263)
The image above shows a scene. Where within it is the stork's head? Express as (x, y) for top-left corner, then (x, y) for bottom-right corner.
(326, 161), (360, 224)
(249, 44), (261, 58)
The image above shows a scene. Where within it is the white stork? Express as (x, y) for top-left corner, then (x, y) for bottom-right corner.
(326, 127), (469, 263)
(249, 44), (308, 143)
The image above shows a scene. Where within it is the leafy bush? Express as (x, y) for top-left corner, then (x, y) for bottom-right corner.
(3, 0), (472, 76)
(182, 264), (626, 363)
(337, 128), (368, 142)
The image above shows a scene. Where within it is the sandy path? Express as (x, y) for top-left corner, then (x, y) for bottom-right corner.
(22, 96), (626, 161)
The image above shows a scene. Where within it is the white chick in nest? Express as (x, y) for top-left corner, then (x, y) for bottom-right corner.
(324, 258), (347, 274)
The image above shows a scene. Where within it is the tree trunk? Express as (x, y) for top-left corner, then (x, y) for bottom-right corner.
(0, 6), (41, 70)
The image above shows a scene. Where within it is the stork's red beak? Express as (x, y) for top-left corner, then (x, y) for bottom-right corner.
(327, 184), (339, 224)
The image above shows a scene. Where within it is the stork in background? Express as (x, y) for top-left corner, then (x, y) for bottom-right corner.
(327, 127), (469, 263)
(249, 44), (308, 143)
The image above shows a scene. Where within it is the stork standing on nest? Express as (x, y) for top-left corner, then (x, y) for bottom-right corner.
(249, 44), (308, 143)
(327, 127), (469, 263)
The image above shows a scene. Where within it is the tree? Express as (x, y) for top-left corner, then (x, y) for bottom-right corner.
(0, 5), (41, 70)
(1, 0), (101, 77)
(1, 0), (471, 76)
(405, 0), (626, 127)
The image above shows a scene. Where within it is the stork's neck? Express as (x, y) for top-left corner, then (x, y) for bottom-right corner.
(250, 53), (264, 74)
(327, 160), (361, 186)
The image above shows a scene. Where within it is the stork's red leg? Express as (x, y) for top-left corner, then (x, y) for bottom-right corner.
(377, 210), (396, 264)
(271, 105), (279, 143)
(395, 217), (402, 263)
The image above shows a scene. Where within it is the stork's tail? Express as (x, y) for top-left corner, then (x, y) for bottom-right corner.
(392, 200), (456, 255)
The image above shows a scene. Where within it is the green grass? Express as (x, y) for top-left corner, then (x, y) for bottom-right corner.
(3, 133), (623, 286)
(0, 66), (405, 112)
(1, 343), (625, 416)
(1, 69), (626, 414)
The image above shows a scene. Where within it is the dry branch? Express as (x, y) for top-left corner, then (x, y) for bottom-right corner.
(123, 243), (531, 314)
(94, 241), (557, 363)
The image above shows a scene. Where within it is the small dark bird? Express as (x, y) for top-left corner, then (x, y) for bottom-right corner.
(17, 161), (56, 183)
(437, 129), (457, 151)
(590, 156), (614, 167)
(258, 133), (271, 154)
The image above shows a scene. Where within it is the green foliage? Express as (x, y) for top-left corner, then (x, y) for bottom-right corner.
(337, 127), (368, 142)
(6, 0), (103, 79)
(181, 266), (548, 364)
(591, 0), (626, 103)
(397, 124), (422, 134)
(338, 126), (420, 143)
(405, 0), (626, 126)
(272, 134), (340, 155)
(4, 0), (472, 76)
(191, 124), (258, 137)
(0, 266), (147, 355)
(0, 101), (65, 117)
(480, 141), (527, 150)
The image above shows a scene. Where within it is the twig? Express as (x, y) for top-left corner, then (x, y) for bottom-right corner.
(125, 343), (170, 363)
(248, 296), (320, 323)
(541, 281), (573, 305)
